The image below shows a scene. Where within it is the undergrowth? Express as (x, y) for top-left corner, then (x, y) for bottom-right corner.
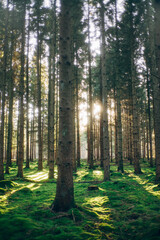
(0, 160), (160, 240)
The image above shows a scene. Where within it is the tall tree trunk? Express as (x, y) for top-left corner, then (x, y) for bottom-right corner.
(17, 3), (26, 178)
(75, 60), (81, 167)
(87, 0), (93, 169)
(52, 0), (75, 211)
(48, 45), (55, 177)
(153, 0), (160, 182)
(100, 70), (103, 167)
(70, 43), (76, 173)
(146, 122), (149, 161)
(128, 101), (133, 164)
(100, 0), (110, 180)
(115, 0), (123, 173)
(55, 64), (59, 163)
(48, 0), (57, 179)
(37, 12), (43, 170)
(110, 123), (113, 162)
(129, 1), (141, 174)
(131, 60), (142, 174)
(6, 4), (15, 173)
(26, 8), (30, 169)
(114, 90), (118, 164)
(0, 0), (9, 180)
(146, 69), (153, 166)
(16, 105), (20, 166)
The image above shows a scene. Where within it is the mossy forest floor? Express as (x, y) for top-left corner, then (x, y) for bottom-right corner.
(0, 160), (160, 240)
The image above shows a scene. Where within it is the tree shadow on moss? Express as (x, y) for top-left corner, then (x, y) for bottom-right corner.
(99, 170), (160, 240)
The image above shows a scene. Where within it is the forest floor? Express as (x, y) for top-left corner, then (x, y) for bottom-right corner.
(0, 160), (160, 240)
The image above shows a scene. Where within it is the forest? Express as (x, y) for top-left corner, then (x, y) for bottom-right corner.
(0, 0), (160, 239)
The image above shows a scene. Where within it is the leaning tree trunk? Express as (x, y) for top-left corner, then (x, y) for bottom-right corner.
(52, 0), (75, 212)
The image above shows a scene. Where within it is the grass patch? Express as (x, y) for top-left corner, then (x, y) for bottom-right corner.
(0, 160), (160, 239)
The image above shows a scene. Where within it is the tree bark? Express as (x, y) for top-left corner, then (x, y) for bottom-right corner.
(36, 3), (43, 170)
(115, 0), (123, 173)
(52, 0), (75, 211)
(146, 69), (153, 166)
(87, 0), (93, 169)
(26, 7), (30, 169)
(0, 0), (9, 180)
(6, 3), (15, 174)
(17, 3), (26, 178)
(48, 0), (57, 179)
(100, 0), (110, 181)
(75, 59), (81, 167)
(129, 1), (141, 174)
(153, 0), (160, 182)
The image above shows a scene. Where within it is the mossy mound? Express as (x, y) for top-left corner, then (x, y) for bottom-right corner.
(0, 215), (38, 240)
(9, 187), (32, 200)
(0, 188), (7, 195)
(0, 180), (15, 189)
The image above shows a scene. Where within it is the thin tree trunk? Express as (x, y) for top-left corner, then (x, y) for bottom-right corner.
(100, 0), (110, 180)
(146, 69), (153, 166)
(114, 90), (118, 164)
(26, 8), (30, 168)
(48, 0), (57, 178)
(16, 105), (20, 166)
(128, 101), (133, 164)
(75, 58), (81, 167)
(153, 0), (160, 182)
(0, 0), (9, 180)
(37, 13), (43, 170)
(17, 4), (26, 178)
(115, 0), (123, 173)
(88, 0), (93, 169)
(99, 58), (103, 167)
(55, 65), (59, 163)
(6, 5), (15, 174)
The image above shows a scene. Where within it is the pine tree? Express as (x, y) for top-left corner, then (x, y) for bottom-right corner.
(52, 0), (75, 211)
(153, 0), (160, 182)
(99, 0), (110, 180)
(0, 0), (9, 180)
(17, 0), (27, 178)
(48, 0), (57, 179)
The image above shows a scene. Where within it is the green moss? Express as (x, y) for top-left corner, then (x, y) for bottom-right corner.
(0, 215), (38, 240)
(0, 161), (160, 240)
(98, 222), (114, 232)
(0, 180), (16, 189)
(8, 187), (32, 201)
(0, 187), (7, 195)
